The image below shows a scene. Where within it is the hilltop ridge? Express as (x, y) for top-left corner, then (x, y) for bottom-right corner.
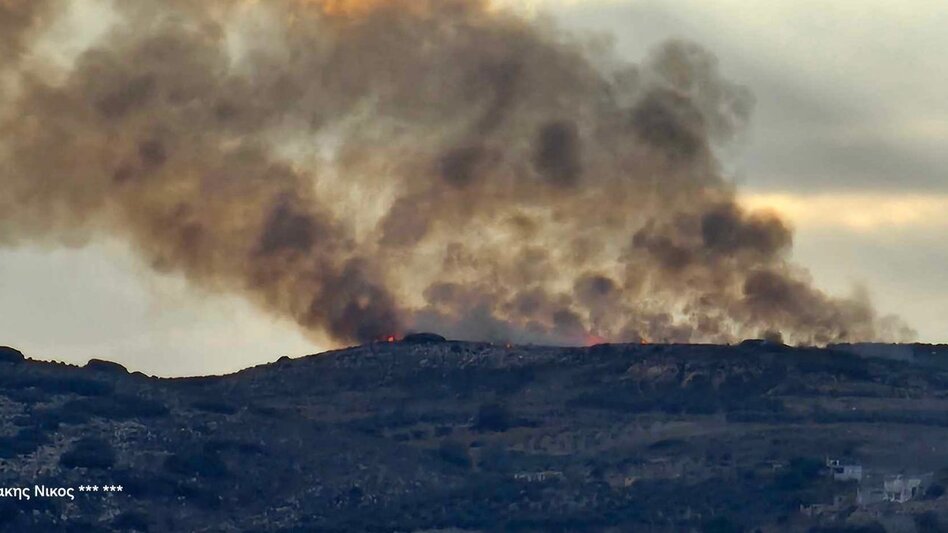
(1, 341), (947, 531)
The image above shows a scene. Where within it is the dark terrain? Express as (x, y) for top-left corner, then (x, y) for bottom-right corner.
(1, 340), (948, 532)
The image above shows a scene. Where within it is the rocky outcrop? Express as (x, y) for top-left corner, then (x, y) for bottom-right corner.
(0, 346), (24, 364)
(83, 358), (128, 375)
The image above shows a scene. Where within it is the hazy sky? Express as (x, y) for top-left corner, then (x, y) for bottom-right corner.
(1, 0), (945, 376)
(556, 0), (948, 341)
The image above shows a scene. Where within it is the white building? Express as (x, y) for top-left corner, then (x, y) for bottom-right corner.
(826, 458), (863, 482)
(858, 474), (930, 505)
(514, 471), (563, 483)
(883, 476), (923, 503)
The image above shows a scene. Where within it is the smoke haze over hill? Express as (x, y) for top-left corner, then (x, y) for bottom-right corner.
(0, 0), (914, 347)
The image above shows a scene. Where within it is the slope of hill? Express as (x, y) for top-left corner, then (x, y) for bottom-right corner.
(1, 341), (948, 531)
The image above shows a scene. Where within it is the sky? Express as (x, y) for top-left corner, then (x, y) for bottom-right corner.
(0, 0), (945, 376)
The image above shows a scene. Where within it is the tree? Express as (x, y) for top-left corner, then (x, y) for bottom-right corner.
(438, 439), (471, 468)
(60, 437), (115, 469)
(473, 402), (512, 432)
(479, 443), (512, 473)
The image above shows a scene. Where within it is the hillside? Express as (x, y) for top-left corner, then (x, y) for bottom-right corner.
(1, 341), (948, 532)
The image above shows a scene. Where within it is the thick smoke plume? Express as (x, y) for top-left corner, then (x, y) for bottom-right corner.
(0, 0), (913, 346)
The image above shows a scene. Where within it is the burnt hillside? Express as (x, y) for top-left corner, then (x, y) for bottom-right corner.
(1, 341), (948, 532)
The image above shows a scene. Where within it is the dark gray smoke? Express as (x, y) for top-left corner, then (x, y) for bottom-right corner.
(0, 0), (914, 346)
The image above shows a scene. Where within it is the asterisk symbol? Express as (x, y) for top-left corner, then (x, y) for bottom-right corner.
(78, 486), (85, 492)
(92, 485), (99, 492)
(116, 485), (123, 492)
(109, 485), (117, 492)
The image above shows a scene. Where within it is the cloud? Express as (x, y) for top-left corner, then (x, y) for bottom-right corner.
(550, 0), (948, 192)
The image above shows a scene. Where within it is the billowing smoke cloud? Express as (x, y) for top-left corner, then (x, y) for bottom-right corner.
(0, 0), (914, 346)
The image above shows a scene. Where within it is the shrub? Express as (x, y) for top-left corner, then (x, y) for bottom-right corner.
(190, 400), (238, 415)
(478, 443), (512, 473)
(924, 483), (944, 499)
(0, 428), (49, 458)
(60, 394), (168, 421)
(0, 387), (47, 404)
(0, 375), (113, 397)
(60, 437), (115, 469)
(163, 450), (228, 478)
(46, 377), (114, 397)
(774, 457), (822, 491)
(112, 511), (150, 531)
(203, 439), (265, 456)
(702, 516), (744, 533)
(437, 439), (471, 468)
(797, 352), (870, 380)
(493, 367), (536, 395)
(172, 482), (222, 510)
(473, 403), (512, 432)
(648, 438), (686, 451)
(913, 511), (943, 533)
(809, 524), (885, 533)
(118, 472), (178, 499)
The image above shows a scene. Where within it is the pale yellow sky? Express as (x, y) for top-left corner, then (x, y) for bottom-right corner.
(740, 193), (948, 233)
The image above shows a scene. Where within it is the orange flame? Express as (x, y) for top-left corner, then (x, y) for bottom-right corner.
(321, 0), (387, 16)
(583, 334), (608, 346)
(293, 0), (430, 18)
